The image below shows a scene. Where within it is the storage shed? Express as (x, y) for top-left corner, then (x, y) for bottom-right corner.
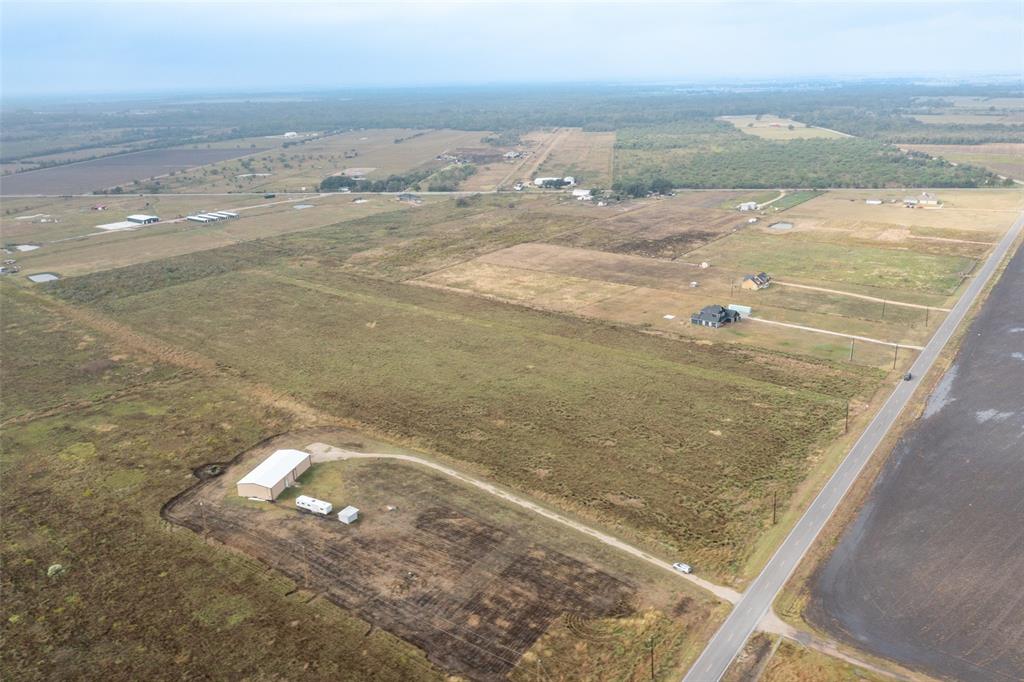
(338, 506), (360, 524)
(236, 449), (311, 500)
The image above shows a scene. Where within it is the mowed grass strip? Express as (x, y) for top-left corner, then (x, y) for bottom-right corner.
(97, 268), (879, 574)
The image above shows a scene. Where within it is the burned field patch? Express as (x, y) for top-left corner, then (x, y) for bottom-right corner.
(167, 458), (636, 681)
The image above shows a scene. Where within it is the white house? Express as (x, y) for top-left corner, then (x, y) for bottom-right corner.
(572, 189), (593, 200)
(738, 201), (758, 211)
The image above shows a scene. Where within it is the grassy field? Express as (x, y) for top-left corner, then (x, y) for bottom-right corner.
(2, 193), (418, 277)
(534, 128), (616, 187)
(718, 115), (848, 140)
(902, 143), (1024, 180)
(0, 284), (443, 681)
(687, 231), (974, 296)
(154, 129), (485, 193)
(59, 261), (881, 578)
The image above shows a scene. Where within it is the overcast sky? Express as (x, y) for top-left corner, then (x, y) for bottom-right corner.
(2, 1), (1022, 97)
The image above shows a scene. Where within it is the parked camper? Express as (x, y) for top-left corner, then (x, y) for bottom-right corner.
(296, 495), (333, 515)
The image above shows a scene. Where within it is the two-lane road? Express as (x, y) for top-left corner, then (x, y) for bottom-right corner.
(683, 209), (1024, 682)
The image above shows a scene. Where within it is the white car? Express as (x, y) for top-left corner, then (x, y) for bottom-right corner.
(672, 562), (693, 574)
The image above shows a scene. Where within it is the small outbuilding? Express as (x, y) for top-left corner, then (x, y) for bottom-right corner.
(737, 201), (758, 211)
(126, 214), (159, 224)
(338, 506), (360, 524)
(691, 305), (740, 328)
(741, 272), (772, 290)
(236, 449), (311, 501)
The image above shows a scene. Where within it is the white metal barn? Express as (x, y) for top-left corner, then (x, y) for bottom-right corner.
(236, 449), (311, 500)
(126, 214), (160, 224)
(338, 506), (359, 524)
(296, 495), (333, 515)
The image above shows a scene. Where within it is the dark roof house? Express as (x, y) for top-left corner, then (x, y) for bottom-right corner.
(741, 272), (772, 290)
(691, 304), (740, 328)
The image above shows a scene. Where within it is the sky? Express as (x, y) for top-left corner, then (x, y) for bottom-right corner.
(1, 1), (1022, 97)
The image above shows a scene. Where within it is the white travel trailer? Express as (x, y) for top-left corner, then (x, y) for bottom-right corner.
(295, 495), (333, 515)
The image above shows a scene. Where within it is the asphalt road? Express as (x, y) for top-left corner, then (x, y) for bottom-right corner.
(683, 208), (1024, 682)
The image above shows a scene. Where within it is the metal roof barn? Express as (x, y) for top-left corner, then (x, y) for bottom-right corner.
(236, 449), (311, 501)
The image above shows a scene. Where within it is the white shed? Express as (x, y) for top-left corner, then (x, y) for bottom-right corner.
(126, 214), (159, 224)
(236, 449), (311, 500)
(338, 506), (360, 524)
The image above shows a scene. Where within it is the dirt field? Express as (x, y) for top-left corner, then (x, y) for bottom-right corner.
(718, 115), (848, 140)
(806, 244), (1024, 681)
(166, 435), (725, 681)
(0, 148), (267, 195)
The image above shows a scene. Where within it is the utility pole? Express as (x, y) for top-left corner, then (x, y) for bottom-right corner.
(925, 307), (930, 327)
(881, 300), (886, 319)
(845, 402), (849, 434)
(646, 636), (656, 681)
(849, 339), (855, 362)
(772, 491), (777, 525)
(892, 344), (899, 370)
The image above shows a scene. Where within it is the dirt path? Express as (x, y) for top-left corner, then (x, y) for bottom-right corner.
(757, 611), (912, 680)
(746, 316), (925, 350)
(519, 128), (571, 181)
(307, 442), (743, 605)
(774, 281), (952, 311)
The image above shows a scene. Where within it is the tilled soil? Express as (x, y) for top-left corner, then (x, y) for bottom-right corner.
(807, 245), (1024, 681)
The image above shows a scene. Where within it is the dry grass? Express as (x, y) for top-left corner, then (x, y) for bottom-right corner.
(902, 143), (1024, 180)
(534, 128), (616, 187)
(718, 115), (847, 140)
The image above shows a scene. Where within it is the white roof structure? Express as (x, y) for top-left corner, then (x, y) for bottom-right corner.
(238, 449), (310, 489)
(338, 506), (360, 523)
(126, 214), (159, 223)
(96, 221), (138, 231)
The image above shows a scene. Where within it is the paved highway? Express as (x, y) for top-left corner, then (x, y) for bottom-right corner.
(683, 209), (1024, 682)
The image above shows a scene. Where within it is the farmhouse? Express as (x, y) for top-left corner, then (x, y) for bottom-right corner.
(865, 199), (883, 205)
(737, 201), (759, 211)
(572, 188), (593, 200)
(126, 214), (159, 224)
(741, 272), (772, 290)
(236, 449), (311, 501)
(691, 305), (740, 328)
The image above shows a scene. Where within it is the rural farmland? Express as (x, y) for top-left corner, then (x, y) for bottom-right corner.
(3, 57), (1024, 682)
